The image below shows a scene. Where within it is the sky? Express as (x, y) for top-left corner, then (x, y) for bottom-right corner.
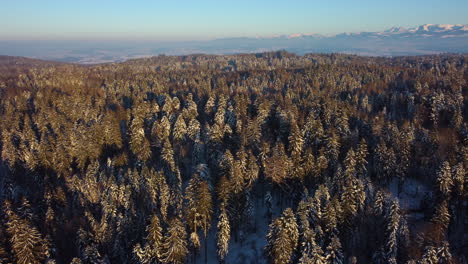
(1, 0), (468, 41)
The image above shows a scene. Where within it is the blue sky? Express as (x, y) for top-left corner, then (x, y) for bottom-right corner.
(1, 0), (467, 40)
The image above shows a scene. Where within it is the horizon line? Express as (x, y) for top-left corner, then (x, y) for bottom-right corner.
(1, 23), (466, 42)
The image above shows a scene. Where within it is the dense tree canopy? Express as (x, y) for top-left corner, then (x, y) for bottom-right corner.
(0, 52), (466, 263)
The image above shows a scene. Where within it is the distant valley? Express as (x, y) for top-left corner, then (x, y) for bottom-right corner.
(1, 24), (467, 63)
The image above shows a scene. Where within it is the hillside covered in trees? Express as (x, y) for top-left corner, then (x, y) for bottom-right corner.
(0, 52), (466, 264)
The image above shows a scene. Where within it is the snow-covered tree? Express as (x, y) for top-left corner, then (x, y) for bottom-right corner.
(437, 162), (453, 197)
(325, 234), (344, 264)
(386, 200), (400, 264)
(216, 208), (230, 262)
(161, 217), (188, 264)
(265, 208), (299, 264)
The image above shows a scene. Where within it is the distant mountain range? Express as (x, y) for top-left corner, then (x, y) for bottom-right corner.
(0, 24), (467, 63)
(200, 24), (468, 57)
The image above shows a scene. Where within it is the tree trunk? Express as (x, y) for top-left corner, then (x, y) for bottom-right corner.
(204, 236), (208, 264)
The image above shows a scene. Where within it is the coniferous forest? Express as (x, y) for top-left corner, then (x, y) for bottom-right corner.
(0, 52), (466, 264)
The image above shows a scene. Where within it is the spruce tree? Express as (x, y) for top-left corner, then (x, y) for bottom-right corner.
(162, 217), (188, 264)
(265, 208), (299, 264)
(386, 200), (400, 264)
(5, 201), (48, 264)
(146, 214), (163, 260)
(217, 208), (230, 262)
(437, 162), (453, 197)
(325, 234), (344, 264)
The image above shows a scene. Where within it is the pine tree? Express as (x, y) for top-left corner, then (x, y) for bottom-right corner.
(214, 104), (226, 126)
(133, 243), (152, 264)
(355, 139), (369, 178)
(340, 178), (366, 219)
(161, 139), (176, 171)
(452, 163), (465, 197)
(325, 234), (344, 264)
(162, 96), (173, 115)
(289, 122), (304, 160)
(186, 119), (201, 140)
(4, 201), (48, 264)
(431, 200), (450, 230)
(265, 208), (299, 264)
(419, 246), (438, 264)
(129, 115), (151, 161)
(172, 114), (187, 142)
(217, 208), (230, 262)
(398, 217), (410, 261)
(437, 162), (453, 197)
(185, 177), (212, 245)
(217, 175), (231, 207)
(316, 150), (329, 180)
(197, 180), (213, 238)
(297, 201), (326, 264)
(302, 149), (316, 182)
(231, 157), (245, 194)
(204, 96), (215, 115)
(162, 217), (188, 264)
(386, 200), (400, 264)
(436, 241), (453, 264)
(185, 177), (201, 238)
(323, 201), (338, 234)
(374, 141), (396, 184)
(245, 150), (259, 189)
(265, 143), (292, 186)
(343, 149), (357, 181)
(146, 214), (163, 260)
(374, 190), (385, 215)
(325, 132), (340, 169)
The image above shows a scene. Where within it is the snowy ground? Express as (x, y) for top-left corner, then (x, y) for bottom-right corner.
(190, 178), (431, 264)
(192, 189), (287, 264)
(387, 178), (430, 223)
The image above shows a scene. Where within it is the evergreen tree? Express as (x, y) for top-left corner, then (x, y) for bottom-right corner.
(265, 143), (292, 186)
(436, 241), (453, 264)
(374, 141), (396, 184)
(386, 200), (401, 264)
(325, 132), (340, 169)
(185, 177), (212, 249)
(419, 246), (438, 264)
(437, 162), (453, 197)
(325, 234), (344, 264)
(146, 214), (163, 260)
(343, 149), (357, 181)
(162, 217), (188, 264)
(4, 201), (48, 264)
(265, 208), (299, 264)
(355, 139), (369, 178)
(452, 163), (465, 197)
(374, 190), (385, 216)
(431, 200), (450, 230)
(216, 208), (230, 262)
(129, 115), (152, 161)
(172, 114), (187, 142)
(340, 178), (366, 219)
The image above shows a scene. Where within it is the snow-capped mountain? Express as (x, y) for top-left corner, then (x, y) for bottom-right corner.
(1, 24), (467, 63)
(384, 26), (408, 33)
(409, 24), (467, 33)
(330, 24), (467, 38)
(376, 24), (467, 37)
(266, 24), (468, 39)
(200, 24), (468, 56)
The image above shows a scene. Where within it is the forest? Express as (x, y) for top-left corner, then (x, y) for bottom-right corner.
(0, 52), (466, 264)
